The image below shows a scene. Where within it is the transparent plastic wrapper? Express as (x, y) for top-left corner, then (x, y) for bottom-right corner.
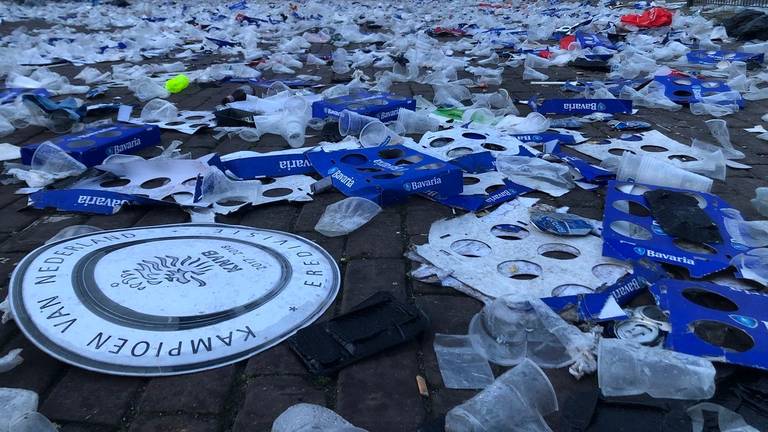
(687, 403), (760, 432)
(395, 108), (440, 134)
(445, 359), (558, 432)
(434, 334), (495, 390)
(731, 248), (768, 286)
(272, 403), (367, 432)
(4, 142), (87, 188)
(45, 225), (103, 244)
(598, 338), (716, 400)
(0, 388), (38, 432)
(681, 143), (727, 180)
(752, 187), (768, 217)
(523, 66), (549, 81)
(705, 119), (745, 159)
(338, 110), (378, 136)
(690, 92), (741, 117)
(722, 208), (768, 248)
(359, 120), (404, 147)
(496, 155), (575, 192)
(315, 197), (382, 237)
(140, 98), (178, 122)
(619, 81), (681, 111)
(0, 349), (22, 373)
(616, 153), (713, 192)
(496, 112), (549, 134)
(128, 77), (170, 101)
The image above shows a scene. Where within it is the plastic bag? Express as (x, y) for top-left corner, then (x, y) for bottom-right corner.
(315, 197), (382, 237)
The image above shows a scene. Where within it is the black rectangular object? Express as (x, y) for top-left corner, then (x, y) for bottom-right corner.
(287, 292), (429, 375)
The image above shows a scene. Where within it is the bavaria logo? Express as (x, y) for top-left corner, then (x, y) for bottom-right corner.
(327, 167), (338, 175)
(597, 102), (606, 111)
(403, 183), (411, 191)
(729, 314), (758, 329)
(634, 247), (647, 256)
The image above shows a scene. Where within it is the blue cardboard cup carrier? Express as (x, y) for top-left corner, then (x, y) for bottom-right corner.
(21, 123), (161, 167)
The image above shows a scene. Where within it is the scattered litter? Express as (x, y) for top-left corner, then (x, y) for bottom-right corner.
(272, 404), (367, 432)
(597, 338), (715, 400)
(445, 359), (558, 432)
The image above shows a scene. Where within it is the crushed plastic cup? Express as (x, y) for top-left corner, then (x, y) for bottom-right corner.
(752, 187), (768, 217)
(395, 108), (440, 134)
(468, 297), (572, 368)
(445, 359), (558, 432)
(140, 99), (178, 122)
(253, 96), (310, 148)
(462, 108), (496, 125)
(272, 403), (367, 432)
(338, 110), (378, 136)
(597, 338), (716, 400)
(315, 197), (382, 237)
(616, 153), (713, 192)
(359, 120), (403, 147)
(129, 77), (170, 101)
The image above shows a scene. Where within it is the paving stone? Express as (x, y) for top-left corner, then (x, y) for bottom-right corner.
(0, 214), (88, 252)
(239, 203), (299, 231)
(341, 259), (406, 313)
(245, 343), (307, 376)
(0, 199), (43, 235)
(336, 342), (424, 432)
(293, 230), (346, 261)
(134, 206), (190, 226)
(345, 211), (403, 258)
(84, 208), (146, 230)
(60, 424), (115, 432)
(41, 368), (142, 425)
(233, 375), (326, 432)
(0, 334), (66, 393)
(140, 365), (235, 415)
(405, 208), (453, 236)
(128, 414), (220, 432)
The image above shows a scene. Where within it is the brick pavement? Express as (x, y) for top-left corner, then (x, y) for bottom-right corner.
(0, 19), (767, 432)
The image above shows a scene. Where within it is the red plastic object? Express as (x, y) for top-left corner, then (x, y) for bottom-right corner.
(559, 34), (577, 50)
(620, 7), (673, 28)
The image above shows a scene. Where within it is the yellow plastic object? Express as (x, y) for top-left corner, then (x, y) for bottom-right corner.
(165, 74), (190, 94)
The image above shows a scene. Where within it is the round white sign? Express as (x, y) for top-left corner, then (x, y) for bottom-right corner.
(9, 224), (340, 376)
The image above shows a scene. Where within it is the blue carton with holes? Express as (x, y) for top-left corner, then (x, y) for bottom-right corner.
(306, 145), (463, 206)
(21, 123), (161, 167)
(651, 279), (768, 370)
(602, 181), (743, 278)
(311, 90), (416, 122)
(686, 50), (764, 66)
(0, 88), (50, 105)
(653, 75), (744, 108)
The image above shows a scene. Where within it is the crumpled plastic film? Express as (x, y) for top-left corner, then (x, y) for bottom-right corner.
(688, 403), (759, 432)
(0, 349), (23, 374)
(315, 197), (382, 237)
(272, 403), (367, 432)
(731, 248), (768, 286)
